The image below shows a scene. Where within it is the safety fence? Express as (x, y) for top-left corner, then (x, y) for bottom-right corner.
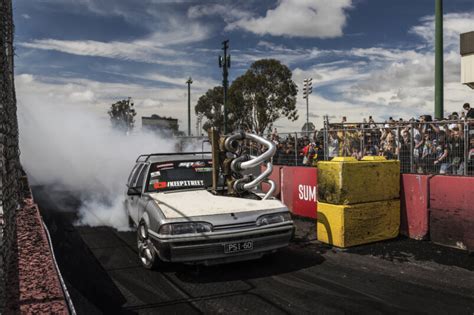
(1, 0), (22, 311)
(1, 2), (72, 312)
(179, 122), (473, 177)
(323, 120), (473, 176)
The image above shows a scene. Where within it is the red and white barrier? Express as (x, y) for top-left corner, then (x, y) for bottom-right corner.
(400, 174), (429, 240)
(429, 176), (474, 251)
(261, 165), (283, 198)
(265, 164), (474, 250)
(281, 167), (317, 219)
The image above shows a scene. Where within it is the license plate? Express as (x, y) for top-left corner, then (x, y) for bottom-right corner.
(224, 241), (253, 254)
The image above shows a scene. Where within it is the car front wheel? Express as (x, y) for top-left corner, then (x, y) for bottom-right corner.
(137, 221), (159, 269)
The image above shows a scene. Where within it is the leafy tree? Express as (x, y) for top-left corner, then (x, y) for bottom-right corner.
(194, 86), (236, 133)
(229, 59), (298, 134)
(195, 59), (298, 134)
(108, 97), (136, 133)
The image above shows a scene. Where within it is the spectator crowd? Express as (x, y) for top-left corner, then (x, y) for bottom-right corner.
(267, 103), (474, 176)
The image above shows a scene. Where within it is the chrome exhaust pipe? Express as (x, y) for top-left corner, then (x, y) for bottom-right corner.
(225, 132), (276, 199)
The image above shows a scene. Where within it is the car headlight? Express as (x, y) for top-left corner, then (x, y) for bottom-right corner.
(158, 222), (213, 235)
(256, 212), (292, 226)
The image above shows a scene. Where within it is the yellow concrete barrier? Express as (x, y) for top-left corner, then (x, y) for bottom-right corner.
(317, 156), (399, 205)
(317, 200), (400, 248)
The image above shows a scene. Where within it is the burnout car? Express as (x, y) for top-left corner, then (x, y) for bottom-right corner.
(125, 152), (294, 269)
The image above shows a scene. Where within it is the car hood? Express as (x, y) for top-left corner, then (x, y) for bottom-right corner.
(149, 189), (286, 219)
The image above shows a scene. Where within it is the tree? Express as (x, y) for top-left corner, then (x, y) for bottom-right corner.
(108, 97), (136, 133)
(194, 86), (237, 133)
(229, 59), (298, 134)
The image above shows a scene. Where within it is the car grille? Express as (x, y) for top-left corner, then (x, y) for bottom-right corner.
(171, 229), (289, 247)
(169, 229), (292, 261)
(212, 221), (256, 231)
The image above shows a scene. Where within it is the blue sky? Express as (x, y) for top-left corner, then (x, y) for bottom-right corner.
(13, 0), (474, 133)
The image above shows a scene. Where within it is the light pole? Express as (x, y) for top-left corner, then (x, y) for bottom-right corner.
(435, 0), (444, 119)
(186, 77), (193, 136)
(303, 78), (313, 134)
(219, 40), (231, 134)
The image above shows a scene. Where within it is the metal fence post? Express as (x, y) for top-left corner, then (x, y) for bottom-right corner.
(294, 132), (298, 166)
(410, 122), (415, 173)
(464, 121), (468, 176)
(396, 126), (400, 161)
(323, 116), (329, 161)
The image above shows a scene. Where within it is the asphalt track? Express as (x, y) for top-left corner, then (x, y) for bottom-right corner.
(32, 186), (474, 314)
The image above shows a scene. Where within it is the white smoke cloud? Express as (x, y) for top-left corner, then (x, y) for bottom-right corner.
(17, 83), (177, 230)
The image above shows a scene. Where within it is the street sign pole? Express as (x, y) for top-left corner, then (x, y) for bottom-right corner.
(186, 77), (193, 136)
(219, 40), (230, 134)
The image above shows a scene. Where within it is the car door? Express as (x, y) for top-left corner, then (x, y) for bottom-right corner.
(132, 163), (150, 223)
(126, 163), (144, 224)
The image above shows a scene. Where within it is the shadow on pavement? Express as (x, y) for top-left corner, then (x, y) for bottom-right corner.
(32, 186), (133, 315)
(172, 244), (325, 284)
(345, 236), (474, 271)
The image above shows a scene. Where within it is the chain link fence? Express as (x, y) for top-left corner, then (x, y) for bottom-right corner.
(322, 119), (473, 176)
(1, 0), (23, 311)
(179, 118), (473, 177)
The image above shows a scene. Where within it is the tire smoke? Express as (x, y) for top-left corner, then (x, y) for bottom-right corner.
(18, 101), (176, 230)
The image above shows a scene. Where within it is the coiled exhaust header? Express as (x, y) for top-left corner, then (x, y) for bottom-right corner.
(222, 132), (277, 200)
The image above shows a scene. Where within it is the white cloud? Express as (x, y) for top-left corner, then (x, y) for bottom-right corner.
(19, 22), (210, 65)
(227, 0), (353, 38)
(21, 14), (31, 19)
(271, 11), (474, 131)
(188, 4), (252, 22)
(410, 13), (474, 50)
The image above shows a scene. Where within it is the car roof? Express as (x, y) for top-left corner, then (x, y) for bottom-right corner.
(139, 153), (212, 164)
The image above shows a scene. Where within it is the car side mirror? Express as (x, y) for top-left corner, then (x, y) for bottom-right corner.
(127, 187), (142, 196)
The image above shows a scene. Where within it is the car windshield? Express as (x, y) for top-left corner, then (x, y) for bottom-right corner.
(146, 160), (213, 192)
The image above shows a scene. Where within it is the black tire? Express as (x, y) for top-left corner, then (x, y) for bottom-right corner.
(128, 215), (135, 229)
(137, 221), (159, 270)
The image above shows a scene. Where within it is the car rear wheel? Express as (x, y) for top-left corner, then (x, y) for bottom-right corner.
(137, 221), (159, 269)
(128, 215), (135, 229)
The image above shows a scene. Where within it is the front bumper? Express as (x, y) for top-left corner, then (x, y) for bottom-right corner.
(150, 224), (294, 265)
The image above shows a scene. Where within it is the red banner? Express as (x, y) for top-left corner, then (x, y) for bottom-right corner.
(261, 165), (283, 198)
(281, 167), (317, 219)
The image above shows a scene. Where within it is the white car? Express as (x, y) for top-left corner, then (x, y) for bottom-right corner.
(125, 153), (294, 269)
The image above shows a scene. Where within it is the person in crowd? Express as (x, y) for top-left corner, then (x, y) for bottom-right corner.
(433, 137), (449, 174)
(368, 116), (377, 128)
(273, 142), (284, 165)
(315, 141), (325, 163)
(413, 122), (424, 172)
(381, 137), (397, 160)
(327, 130), (340, 159)
(266, 112), (472, 173)
(380, 124), (396, 158)
(364, 138), (378, 156)
(300, 138), (311, 165)
(463, 103), (474, 120)
(351, 146), (362, 160)
(399, 129), (411, 173)
(302, 142), (317, 166)
(448, 126), (465, 175)
(419, 133), (434, 173)
(468, 135), (474, 175)
(341, 128), (357, 157)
